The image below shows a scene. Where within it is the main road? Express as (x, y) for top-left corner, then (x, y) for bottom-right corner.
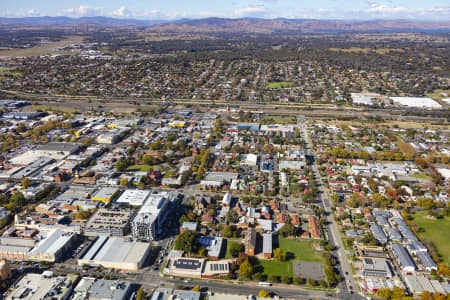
(301, 122), (364, 300)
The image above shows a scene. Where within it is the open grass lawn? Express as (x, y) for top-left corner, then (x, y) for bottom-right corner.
(266, 82), (292, 89)
(412, 211), (450, 264)
(410, 174), (432, 181)
(260, 237), (323, 277)
(260, 115), (297, 125)
(127, 165), (152, 172)
(260, 260), (293, 277)
(279, 238), (323, 263)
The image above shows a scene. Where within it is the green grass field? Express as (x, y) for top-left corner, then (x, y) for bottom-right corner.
(260, 237), (323, 277)
(266, 82), (292, 89)
(410, 174), (432, 181)
(260, 115), (297, 125)
(127, 165), (153, 172)
(412, 212), (450, 264)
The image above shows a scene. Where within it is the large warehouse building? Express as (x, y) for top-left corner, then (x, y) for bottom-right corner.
(28, 229), (76, 262)
(77, 236), (151, 271)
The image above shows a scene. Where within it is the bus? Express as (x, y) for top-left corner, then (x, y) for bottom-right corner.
(258, 282), (272, 286)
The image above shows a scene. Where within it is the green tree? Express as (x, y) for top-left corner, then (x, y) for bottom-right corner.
(293, 277), (304, 285)
(136, 287), (144, 300)
(120, 178), (129, 187)
(21, 177), (31, 190)
(221, 225), (233, 238)
(279, 224), (296, 237)
(9, 191), (25, 212)
(174, 230), (199, 254)
(376, 288), (392, 299)
(115, 159), (129, 172)
(226, 210), (239, 224)
(238, 259), (253, 278)
(273, 248), (286, 262)
(229, 242), (245, 257)
(258, 290), (269, 298)
(330, 193), (340, 202)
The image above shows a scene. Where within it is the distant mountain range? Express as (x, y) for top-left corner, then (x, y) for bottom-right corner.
(1, 16), (449, 33)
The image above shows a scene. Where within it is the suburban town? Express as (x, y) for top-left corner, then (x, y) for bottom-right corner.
(0, 6), (449, 300)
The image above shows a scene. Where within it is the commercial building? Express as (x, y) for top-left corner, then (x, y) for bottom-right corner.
(391, 244), (416, 272)
(2, 111), (44, 120)
(115, 189), (151, 206)
(167, 258), (205, 278)
(72, 277), (131, 300)
(200, 172), (239, 188)
(404, 275), (446, 295)
(237, 123), (260, 131)
(84, 208), (133, 236)
(0, 234), (35, 261)
(202, 260), (231, 278)
(152, 288), (201, 300)
(91, 187), (119, 204)
(131, 191), (176, 241)
(6, 273), (77, 300)
(279, 160), (306, 171)
(361, 258), (393, 278)
(28, 229), (76, 262)
(78, 236), (151, 271)
(240, 154), (258, 166)
(390, 97), (442, 109)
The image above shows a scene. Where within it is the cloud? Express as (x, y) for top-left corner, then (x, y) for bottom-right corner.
(61, 6), (102, 18)
(26, 9), (40, 17)
(233, 5), (269, 17)
(112, 7), (132, 18)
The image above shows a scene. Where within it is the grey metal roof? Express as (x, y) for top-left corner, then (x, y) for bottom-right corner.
(376, 216), (390, 227)
(370, 225), (388, 244)
(88, 279), (130, 300)
(263, 232), (272, 254)
(398, 225), (418, 242)
(385, 228), (402, 242)
(392, 244), (416, 271)
(417, 251), (438, 270)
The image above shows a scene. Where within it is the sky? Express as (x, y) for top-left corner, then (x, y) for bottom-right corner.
(1, 0), (450, 21)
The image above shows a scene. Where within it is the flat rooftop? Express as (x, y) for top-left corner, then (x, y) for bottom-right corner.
(115, 189), (151, 206)
(80, 236), (150, 264)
